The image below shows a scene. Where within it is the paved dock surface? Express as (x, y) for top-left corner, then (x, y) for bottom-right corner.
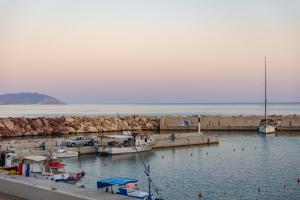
(0, 193), (23, 200)
(0, 173), (133, 200)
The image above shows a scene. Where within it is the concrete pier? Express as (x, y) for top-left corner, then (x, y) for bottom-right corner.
(153, 132), (219, 148)
(0, 173), (132, 200)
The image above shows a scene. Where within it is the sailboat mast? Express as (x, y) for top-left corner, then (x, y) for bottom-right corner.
(265, 56), (267, 123)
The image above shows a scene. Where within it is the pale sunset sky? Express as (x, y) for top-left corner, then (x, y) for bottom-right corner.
(0, 0), (299, 103)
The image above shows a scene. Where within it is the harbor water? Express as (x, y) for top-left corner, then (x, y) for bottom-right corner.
(61, 131), (300, 200)
(0, 103), (299, 117)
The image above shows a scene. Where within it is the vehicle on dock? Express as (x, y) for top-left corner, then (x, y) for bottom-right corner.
(63, 136), (95, 147)
(98, 131), (153, 155)
(52, 147), (78, 158)
(97, 177), (150, 199)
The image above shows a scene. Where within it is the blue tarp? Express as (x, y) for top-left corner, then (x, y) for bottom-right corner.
(97, 177), (138, 188)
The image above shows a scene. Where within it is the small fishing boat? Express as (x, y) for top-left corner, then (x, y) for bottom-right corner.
(0, 149), (19, 172)
(52, 148), (78, 158)
(98, 131), (153, 155)
(23, 154), (84, 183)
(97, 177), (149, 199)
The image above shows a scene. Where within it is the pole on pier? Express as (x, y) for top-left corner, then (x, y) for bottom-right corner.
(198, 116), (201, 133)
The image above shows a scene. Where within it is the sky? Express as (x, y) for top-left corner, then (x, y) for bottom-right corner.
(0, 0), (299, 103)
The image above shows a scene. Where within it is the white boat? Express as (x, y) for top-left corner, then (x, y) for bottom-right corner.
(258, 123), (276, 134)
(98, 131), (153, 155)
(258, 57), (276, 134)
(52, 148), (78, 158)
(23, 155), (84, 183)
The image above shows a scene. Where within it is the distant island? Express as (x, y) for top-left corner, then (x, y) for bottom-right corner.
(0, 92), (65, 105)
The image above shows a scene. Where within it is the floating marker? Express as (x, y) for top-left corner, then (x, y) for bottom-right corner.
(257, 187), (261, 193)
(198, 192), (202, 198)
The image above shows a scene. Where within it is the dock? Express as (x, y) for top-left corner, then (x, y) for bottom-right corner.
(153, 132), (219, 148)
(0, 173), (133, 200)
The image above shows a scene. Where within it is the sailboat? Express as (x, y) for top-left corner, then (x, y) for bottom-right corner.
(258, 56), (276, 134)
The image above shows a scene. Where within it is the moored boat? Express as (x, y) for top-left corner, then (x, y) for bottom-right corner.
(52, 147), (79, 158)
(97, 177), (150, 199)
(0, 149), (19, 172)
(258, 57), (277, 134)
(23, 154), (85, 183)
(98, 131), (153, 155)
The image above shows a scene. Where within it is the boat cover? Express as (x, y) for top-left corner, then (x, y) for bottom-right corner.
(97, 177), (138, 188)
(23, 156), (47, 162)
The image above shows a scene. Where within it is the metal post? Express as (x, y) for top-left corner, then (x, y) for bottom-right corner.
(265, 56), (267, 124)
(148, 165), (152, 200)
(198, 117), (201, 133)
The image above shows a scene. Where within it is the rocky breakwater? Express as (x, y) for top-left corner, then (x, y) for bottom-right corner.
(0, 116), (160, 137)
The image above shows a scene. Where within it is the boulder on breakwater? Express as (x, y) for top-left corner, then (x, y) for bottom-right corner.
(0, 116), (160, 137)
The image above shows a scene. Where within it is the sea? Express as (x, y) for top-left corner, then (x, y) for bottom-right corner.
(0, 103), (299, 117)
(62, 132), (300, 200)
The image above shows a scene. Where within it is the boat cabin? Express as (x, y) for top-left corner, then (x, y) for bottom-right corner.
(23, 155), (47, 173)
(259, 119), (278, 126)
(41, 160), (66, 176)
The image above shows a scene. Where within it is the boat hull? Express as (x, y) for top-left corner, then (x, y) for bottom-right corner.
(99, 145), (152, 155)
(258, 125), (276, 134)
(53, 151), (79, 158)
(0, 165), (19, 171)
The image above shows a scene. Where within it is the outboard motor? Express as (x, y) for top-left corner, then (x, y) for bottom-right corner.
(0, 152), (5, 167)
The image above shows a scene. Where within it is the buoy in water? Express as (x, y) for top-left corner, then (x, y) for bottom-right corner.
(198, 192), (202, 198)
(257, 187), (261, 193)
(297, 178), (300, 184)
(242, 148), (244, 151)
(161, 156), (164, 159)
(191, 153), (193, 157)
(284, 185), (286, 189)
(233, 148), (235, 152)
(206, 152), (208, 155)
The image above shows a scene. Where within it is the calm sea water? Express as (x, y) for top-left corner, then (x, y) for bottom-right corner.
(62, 132), (300, 200)
(0, 103), (299, 117)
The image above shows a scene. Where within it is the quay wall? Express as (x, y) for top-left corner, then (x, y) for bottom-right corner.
(160, 115), (300, 131)
(1, 115), (300, 137)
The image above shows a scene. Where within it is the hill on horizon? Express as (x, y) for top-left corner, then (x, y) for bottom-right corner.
(0, 92), (65, 105)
